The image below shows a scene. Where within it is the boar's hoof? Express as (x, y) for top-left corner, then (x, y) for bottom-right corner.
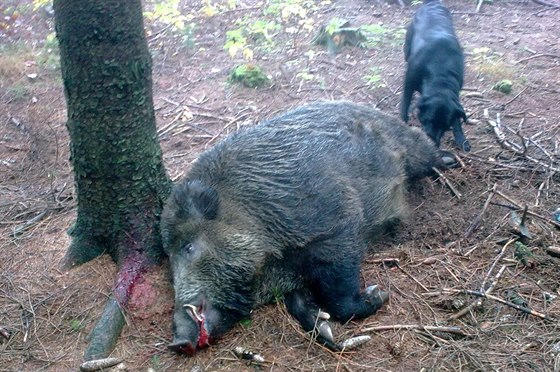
(317, 321), (334, 343)
(317, 310), (331, 320)
(439, 150), (459, 168)
(365, 285), (389, 305)
(316, 321), (340, 351)
(168, 339), (197, 356)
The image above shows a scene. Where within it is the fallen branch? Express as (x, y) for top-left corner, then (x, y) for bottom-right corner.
(495, 189), (560, 229)
(514, 53), (560, 64)
(362, 324), (468, 336)
(440, 288), (555, 322)
(448, 265), (506, 320)
(476, 0), (484, 13)
(464, 184), (497, 239)
(531, 0), (560, 8)
(432, 167), (462, 199)
(396, 263), (429, 292)
(484, 109), (560, 173)
(12, 209), (49, 236)
(480, 239), (516, 289)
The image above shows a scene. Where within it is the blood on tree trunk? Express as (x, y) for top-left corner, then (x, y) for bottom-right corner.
(53, 0), (171, 360)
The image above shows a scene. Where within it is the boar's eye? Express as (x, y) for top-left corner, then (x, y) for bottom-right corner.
(184, 243), (194, 254)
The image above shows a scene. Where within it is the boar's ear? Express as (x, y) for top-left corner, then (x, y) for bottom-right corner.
(174, 180), (219, 220)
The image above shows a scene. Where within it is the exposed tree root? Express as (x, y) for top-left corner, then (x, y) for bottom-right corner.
(84, 252), (149, 360)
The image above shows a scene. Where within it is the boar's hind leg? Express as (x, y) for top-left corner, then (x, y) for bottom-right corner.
(284, 290), (339, 351)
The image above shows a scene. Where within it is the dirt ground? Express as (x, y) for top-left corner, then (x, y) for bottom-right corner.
(1, 0), (560, 371)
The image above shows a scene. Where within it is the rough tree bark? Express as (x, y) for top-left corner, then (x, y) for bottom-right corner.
(53, 0), (171, 360)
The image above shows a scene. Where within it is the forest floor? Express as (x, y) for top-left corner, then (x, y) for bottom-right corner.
(1, 0), (560, 371)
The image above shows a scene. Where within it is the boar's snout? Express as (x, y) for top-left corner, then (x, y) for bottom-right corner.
(169, 297), (237, 356)
(168, 338), (197, 356)
(169, 303), (206, 356)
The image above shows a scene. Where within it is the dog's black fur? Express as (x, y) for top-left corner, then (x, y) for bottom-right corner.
(400, 0), (470, 151)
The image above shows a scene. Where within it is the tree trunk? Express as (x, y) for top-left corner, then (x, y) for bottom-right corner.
(54, 0), (170, 266)
(53, 0), (171, 360)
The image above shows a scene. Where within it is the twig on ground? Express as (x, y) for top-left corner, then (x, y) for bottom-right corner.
(476, 0), (484, 13)
(504, 87), (528, 106)
(464, 184), (497, 239)
(480, 239), (516, 289)
(432, 167), (462, 199)
(514, 53), (560, 64)
(0, 327), (11, 340)
(535, 180), (547, 207)
(448, 265), (506, 320)
(495, 189), (560, 229)
(484, 109), (560, 173)
(365, 257), (400, 266)
(530, 0), (560, 8)
(157, 111), (182, 137)
(362, 324), (468, 336)
(437, 288), (555, 322)
(12, 209), (49, 236)
(396, 263), (430, 292)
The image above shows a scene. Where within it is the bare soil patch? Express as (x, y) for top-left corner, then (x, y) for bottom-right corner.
(1, 0), (560, 371)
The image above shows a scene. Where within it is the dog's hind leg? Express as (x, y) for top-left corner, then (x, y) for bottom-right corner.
(400, 69), (417, 123)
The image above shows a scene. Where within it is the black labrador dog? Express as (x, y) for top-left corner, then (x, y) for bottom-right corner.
(400, 0), (470, 152)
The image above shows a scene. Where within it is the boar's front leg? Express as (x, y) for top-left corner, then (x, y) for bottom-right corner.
(309, 246), (390, 323)
(284, 289), (339, 351)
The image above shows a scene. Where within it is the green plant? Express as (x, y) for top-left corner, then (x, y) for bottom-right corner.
(144, 0), (187, 30)
(247, 19), (279, 44)
(296, 70), (314, 81)
(224, 28), (253, 59)
(239, 318), (252, 328)
(150, 355), (161, 371)
(32, 0), (52, 11)
(325, 17), (347, 35)
(180, 22), (196, 49)
(363, 67), (386, 90)
(36, 32), (60, 70)
(199, 0), (238, 17)
(472, 47), (516, 81)
(6, 84), (28, 101)
(0, 43), (34, 83)
(265, 0), (317, 32)
(493, 79), (513, 94)
(70, 319), (84, 332)
(361, 24), (405, 48)
(228, 63), (270, 88)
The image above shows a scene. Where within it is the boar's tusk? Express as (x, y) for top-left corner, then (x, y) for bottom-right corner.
(183, 304), (204, 322)
(233, 346), (265, 363)
(339, 335), (371, 350)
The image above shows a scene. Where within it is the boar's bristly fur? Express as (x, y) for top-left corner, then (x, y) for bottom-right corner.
(162, 101), (447, 355)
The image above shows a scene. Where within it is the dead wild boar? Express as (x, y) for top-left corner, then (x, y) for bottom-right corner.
(161, 100), (450, 355)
